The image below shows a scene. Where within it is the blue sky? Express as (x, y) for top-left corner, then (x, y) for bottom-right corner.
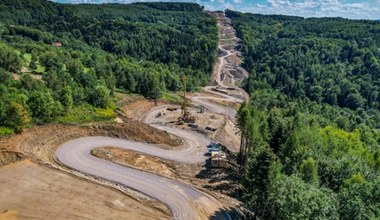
(53, 0), (380, 19)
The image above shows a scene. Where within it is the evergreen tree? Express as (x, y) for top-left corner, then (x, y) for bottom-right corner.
(300, 157), (319, 186)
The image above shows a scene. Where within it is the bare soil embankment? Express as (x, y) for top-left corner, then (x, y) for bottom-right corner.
(0, 116), (180, 219)
(0, 160), (170, 220)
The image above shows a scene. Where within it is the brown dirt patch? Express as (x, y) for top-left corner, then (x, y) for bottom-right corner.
(95, 119), (181, 149)
(214, 119), (241, 153)
(92, 147), (175, 178)
(124, 98), (165, 120)
(0, 124), (92, 164)
(0, 160), (170, 220)
(0, 209), (18, 220)
(0, 151), (24, 167)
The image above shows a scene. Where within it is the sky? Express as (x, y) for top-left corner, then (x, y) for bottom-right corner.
(53, 0), (380, 19)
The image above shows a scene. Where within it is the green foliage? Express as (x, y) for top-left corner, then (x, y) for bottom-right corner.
(339, 176), (380, 220)
(27, 91), (59, 123)
(0, 1), (218, 135)
(39, 51), (63, 71)
(138, 72), (163, 100)
(55, 104), (115, 124)
(300, 157), (319, 186)
(237, 92), (380, 217)
(29, 59), (37, 71)
(243, 148), (279, 219)
(227, 10), (380, 128)
(3, 102), (30, 133)
(0, 126), (14, 136)
(67, 59), (84, 78)
(319, 126), (368, 159)
(0, 41), (21, 72)
(269, 175), (339, 220)
(89, 84), (111, 108)
(0, 0), (218, 91)
(237, 92), (380, 219)
(232, 12), (380, 216)
(61, 86), (73, 111)
(161, 92), (182, 104)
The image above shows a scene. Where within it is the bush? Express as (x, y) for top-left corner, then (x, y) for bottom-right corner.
(0, 126), (14, 136)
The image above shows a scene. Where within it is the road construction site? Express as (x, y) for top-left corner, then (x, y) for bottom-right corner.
(0, 12), (248, 220)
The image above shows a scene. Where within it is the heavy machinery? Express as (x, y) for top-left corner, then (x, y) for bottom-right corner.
(179, 75), (196, 124)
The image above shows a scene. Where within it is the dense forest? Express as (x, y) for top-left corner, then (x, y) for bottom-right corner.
(0, 0), (218, 135)
(227, 10), (380, 219)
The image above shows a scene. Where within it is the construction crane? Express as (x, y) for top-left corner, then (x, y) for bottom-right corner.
(181, 75), (188, 118)
(180, 75), (195, 123)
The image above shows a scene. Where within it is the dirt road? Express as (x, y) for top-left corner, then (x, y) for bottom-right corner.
(190, 12), (249, 121)
(212, 14), (249, 90)
(55, 12), (246, 220)
(56, 135), (229, 220)
(0, 160), (169, 220)
(190, 88), (240, 120)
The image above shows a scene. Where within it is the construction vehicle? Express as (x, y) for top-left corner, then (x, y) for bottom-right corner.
(179, 75), (196, 123)
(210, 155), (228, 168)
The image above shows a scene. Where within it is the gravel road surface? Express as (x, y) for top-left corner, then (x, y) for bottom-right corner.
(54, 13), (245, 220)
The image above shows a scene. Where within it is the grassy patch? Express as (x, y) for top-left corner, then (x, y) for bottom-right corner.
(83, 67), (91, 73)
(23, 53), (31, 63)
(55, 104), (116, 124)
(35, 63), (45, 73)
(0, 126), (14, 137)
(114, 91), (142, 108)
(115, 88), (132, 94)
(161, 92), (182, 104)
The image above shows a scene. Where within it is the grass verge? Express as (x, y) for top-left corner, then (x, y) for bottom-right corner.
(55, 104), (116, 124)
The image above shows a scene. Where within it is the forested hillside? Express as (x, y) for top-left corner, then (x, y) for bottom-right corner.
(0, 0), (217, 135)
(227, 10), (380, 219)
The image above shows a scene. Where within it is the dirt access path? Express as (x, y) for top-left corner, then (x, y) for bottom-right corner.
(0, 12), (249, 220)
(209, 12), (249, 98)
(0, 160), (169, 220)
(0, 123), (176, 219)
(54, 12), (248, 220)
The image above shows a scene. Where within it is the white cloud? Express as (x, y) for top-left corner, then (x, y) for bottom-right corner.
(244, 0), (380, 19)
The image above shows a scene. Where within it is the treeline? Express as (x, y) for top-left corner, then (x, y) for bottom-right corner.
(237, 91), (380, 219)
(0, 0), (217, 74)
(0, 41), (114, 134)
(227, 11), (380, 219)
(0, 1), (218, 134)
(227, 10), (380, 124)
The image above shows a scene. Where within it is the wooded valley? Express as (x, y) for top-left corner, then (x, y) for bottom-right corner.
(227, 10), (380, 219)
(0, 0), (218, 134)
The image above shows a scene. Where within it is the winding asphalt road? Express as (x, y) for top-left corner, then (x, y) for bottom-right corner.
(55, 13), (246, 220)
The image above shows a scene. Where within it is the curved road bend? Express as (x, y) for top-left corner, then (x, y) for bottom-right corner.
(56, 136), (229, 220)
(55, 14), (246, 220)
